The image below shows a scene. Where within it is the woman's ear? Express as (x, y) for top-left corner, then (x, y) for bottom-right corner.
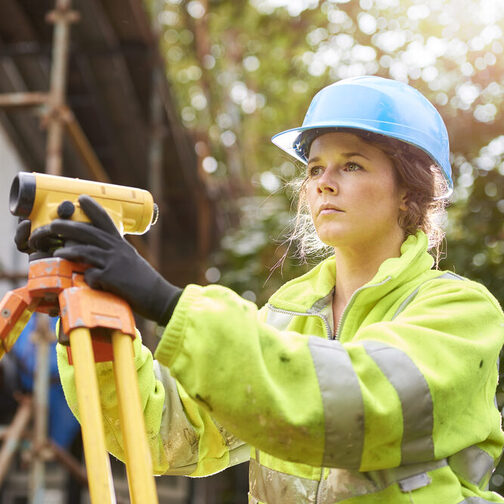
(399, 190), (409, 212)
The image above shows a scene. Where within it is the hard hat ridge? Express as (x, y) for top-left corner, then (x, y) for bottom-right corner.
(271, 75), (453, 193)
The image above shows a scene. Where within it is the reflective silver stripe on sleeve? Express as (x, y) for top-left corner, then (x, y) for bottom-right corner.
(250, 458), (448, 503)
(249, 458), (318, 504)
(449, 445), (495, 489)
(363, 341), (434, 464)
(308, 336), (364, 469)
(458, 498), (497, 504)
(153, 362), (200, 474)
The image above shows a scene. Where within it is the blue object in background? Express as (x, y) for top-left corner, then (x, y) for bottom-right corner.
(10, 313), (80, 449)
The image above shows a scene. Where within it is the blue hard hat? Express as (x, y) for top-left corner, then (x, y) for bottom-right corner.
(271, 76), (453, 191)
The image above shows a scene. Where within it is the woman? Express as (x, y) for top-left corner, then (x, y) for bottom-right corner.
(26, 76), (504, 503)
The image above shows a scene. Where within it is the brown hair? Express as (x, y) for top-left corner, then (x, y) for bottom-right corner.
(279, 128), (449, 268)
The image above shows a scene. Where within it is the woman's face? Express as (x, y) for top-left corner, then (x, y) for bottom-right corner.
(305, 132), (407, 250)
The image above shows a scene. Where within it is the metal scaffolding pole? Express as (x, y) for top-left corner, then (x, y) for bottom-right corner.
(44, 0), (79, 176)
(30, 316), (54, 504)
(29, 2), (78, 501)
(0, 92), (49, 108)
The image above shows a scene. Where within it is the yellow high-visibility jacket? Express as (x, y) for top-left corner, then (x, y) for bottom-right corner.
(57, 232), (504, 503)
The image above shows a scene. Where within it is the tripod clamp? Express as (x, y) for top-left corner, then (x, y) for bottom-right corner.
(0, 257), (135, 361)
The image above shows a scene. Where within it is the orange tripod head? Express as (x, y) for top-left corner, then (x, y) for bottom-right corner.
(9, 172), (159, 236)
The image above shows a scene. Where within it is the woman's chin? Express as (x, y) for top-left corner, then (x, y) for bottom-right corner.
(317, 229), (364, 250)
(317, 233), (347, 249)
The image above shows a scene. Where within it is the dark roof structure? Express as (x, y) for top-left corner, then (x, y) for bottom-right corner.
(0, 0), (213, 286)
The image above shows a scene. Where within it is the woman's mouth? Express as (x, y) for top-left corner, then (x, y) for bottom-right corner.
(318, 204), (344, 216)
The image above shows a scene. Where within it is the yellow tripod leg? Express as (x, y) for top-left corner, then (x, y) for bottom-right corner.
(112, 330), (158, 504)
(69, 328), (116, 504)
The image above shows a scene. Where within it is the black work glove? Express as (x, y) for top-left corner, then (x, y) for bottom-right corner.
(48, 195), (182, 326)
(15, 219), (63, 260)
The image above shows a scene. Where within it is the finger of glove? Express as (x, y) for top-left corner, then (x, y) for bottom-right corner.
(83, 267), (109, 291)
(28, 225), (63, 252)
(78, 195), (120, 236)
(53, 244), (107, 269)
(14, 220), (32, 252)
(50, 220), (115, 249)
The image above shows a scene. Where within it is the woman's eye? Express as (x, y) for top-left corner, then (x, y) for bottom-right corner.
(344, 162), (363, 172)
(308, 166), (323, 177)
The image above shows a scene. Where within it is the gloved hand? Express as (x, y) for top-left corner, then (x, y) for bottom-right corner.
(47, 195), (182, 326)
(15, 219), (63, 260)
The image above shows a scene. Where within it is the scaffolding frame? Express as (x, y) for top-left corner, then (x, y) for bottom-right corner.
(0, 0), (166, 501)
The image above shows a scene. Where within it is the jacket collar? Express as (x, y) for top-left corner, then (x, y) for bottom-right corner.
(268, 231), (434, 313)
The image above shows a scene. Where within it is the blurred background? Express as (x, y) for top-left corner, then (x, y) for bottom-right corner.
(0, 0), (502, 502)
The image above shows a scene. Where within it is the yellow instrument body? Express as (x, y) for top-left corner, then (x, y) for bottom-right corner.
(10, 172), (157, 236)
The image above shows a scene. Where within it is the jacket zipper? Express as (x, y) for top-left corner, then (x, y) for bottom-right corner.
(334, 276), (392, 340)
(315, 472), (324, 503)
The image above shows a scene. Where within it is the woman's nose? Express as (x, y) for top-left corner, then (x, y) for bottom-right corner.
(317, 169), (338, 194)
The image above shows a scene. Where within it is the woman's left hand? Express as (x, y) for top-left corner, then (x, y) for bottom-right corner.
(45, 195), (182, 325)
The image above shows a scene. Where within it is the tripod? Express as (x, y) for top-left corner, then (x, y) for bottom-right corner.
(0, 256), (159, 504)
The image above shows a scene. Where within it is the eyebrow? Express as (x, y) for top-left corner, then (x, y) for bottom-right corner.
(308, 152), (370, 163)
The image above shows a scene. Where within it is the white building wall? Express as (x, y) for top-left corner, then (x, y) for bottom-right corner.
(0, 126), (28, 297)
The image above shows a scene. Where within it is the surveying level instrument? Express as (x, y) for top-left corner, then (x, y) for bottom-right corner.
(0, 173), (160, 504)
(10, 171), (159, 234)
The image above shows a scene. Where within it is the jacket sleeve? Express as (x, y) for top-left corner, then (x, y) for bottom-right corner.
(153, 280), (504, 472)
(56, 333), (248, 476)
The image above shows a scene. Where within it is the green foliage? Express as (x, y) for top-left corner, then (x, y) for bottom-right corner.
(443, 159), (504, 303)
(151, 0), (504, 303)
